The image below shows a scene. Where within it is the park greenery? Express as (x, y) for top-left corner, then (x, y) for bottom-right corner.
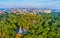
(0, 12), (60, 38)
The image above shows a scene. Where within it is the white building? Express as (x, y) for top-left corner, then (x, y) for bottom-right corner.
(44, 9), (51, 13)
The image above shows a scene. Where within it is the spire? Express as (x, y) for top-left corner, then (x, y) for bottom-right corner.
(18, 27), (23, 34)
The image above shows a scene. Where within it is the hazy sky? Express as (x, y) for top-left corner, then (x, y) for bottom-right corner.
(0, 0), (60, 9)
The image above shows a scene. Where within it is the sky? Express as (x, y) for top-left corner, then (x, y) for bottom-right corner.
(0, 0), (60, 9)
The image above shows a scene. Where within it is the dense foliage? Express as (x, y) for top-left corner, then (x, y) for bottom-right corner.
(0, 13), (60, 38)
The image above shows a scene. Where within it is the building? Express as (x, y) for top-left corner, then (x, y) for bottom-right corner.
(44, 9), (51, 13)
(16, 27), (27, 34)
(15, 27), (28, 38)
(0, 10), (4, 14)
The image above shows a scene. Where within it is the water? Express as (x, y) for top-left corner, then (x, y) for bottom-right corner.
(0, 8), (6, 10)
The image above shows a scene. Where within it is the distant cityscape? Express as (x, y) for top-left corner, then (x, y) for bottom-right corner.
(0, 8), (60, 14)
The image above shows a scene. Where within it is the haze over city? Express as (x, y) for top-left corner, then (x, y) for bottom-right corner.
(0, 0), (60, 9)
(1, 0), (60, 38)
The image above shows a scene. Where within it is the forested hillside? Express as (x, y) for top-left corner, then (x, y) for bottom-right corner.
(0, 13), (60, 38)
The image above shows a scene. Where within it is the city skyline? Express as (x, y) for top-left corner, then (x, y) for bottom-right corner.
(0, 0), (60, 9)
